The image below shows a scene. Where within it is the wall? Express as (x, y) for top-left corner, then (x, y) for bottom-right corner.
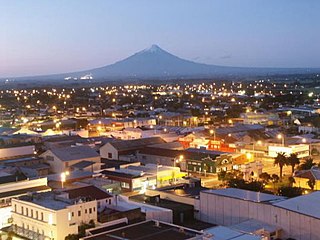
(0, 145), (35, 159)
(0, 177), (48, 194)
(100, 143), (118, 159)
(199, 191), (320, 240)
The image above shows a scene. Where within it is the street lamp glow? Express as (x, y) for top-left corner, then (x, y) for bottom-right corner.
(60, 171), (70, 189)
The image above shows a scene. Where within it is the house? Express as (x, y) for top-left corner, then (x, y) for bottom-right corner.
(294, 166), (320, 190)
(100, 168), (157, 192)
(99, 137), (165, 160)
(41, 146), (101, 173)
(137, 147), (221, 174)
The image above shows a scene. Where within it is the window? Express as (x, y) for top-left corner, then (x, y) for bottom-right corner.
(14, 204), (17, 212)
(26, 208), (28, 216)
(108, 153), (112, 159)
(31, 209), (33, 218)
(36, 211), (38, 219)
(21, 206), (24, 215)
(93, 207), (96, 212)
(78, 210), (81, 217)
(41, 212), (44, 221)
(85, 209), (87, 214)
(89, 208), (92, 214)
(72, 212), (74, 217)
(108, 199), (112, 204)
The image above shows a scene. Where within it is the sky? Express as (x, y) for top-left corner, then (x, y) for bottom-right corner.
(1, 0), (320, 77)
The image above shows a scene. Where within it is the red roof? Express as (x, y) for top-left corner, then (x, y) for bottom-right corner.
(64, 185), (112, 200)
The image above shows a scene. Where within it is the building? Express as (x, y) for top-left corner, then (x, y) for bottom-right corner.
(61, 185), (114, 213)
(0, 144), (35, 160)
(80, 220), (212, 240)
(41, 146), (101, 173)
(12, 191), (98, 240)
(100, 137), (165, 160)
(268, 144), (309, 159)
(0, 177), (50, 229)
(294, 166), (320, 190)
(240, 112), (280, 125)
(100, 168), (157, 192)
(199, 188), (320, 240)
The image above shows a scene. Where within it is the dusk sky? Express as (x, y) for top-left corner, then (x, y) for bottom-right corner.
(1, 0), (320, 77)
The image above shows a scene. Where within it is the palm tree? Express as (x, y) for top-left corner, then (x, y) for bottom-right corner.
(298, 158), (316, 170)
(274, 152), (287, 180)
(287, 153), (300, 175)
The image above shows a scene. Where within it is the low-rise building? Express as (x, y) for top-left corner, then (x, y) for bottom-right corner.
(12, 191), (98, 240)
(100, 137), (165, 160)
(41, 146), (101, 173)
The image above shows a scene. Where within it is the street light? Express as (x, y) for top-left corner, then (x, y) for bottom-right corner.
(174, 155), (184, 168)
(277, 134), (285, 146)
(61, 171), (69, 189)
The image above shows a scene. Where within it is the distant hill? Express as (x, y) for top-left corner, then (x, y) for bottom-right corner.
(11, 44), (320, 81)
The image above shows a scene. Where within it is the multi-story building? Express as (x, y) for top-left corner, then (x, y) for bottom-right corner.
(11, 191), (98, 240)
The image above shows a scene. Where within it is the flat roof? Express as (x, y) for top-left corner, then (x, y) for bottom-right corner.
(0, 185), (51, 199)
(82, 220), (206, 240)
(19, 192), (70, 210)
(273, 191), (320, 219)
(203, 188), (286, 204)
(205, 226), (260, 240)
(231, 219), (280, 234)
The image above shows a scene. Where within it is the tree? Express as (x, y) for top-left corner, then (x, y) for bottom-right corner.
(259, 172), (271, 184)
(288, 176), (296, 187)
(278, 186), (303, 198)
(271, 174), (280, 191)
(274, 152), (287, 179)
(307, 179), (316, 190)
(226, 179), (264, 192)
(287, 153), (300, 175)
(65, 234), (79, 240)
(298, 158), (316, 170)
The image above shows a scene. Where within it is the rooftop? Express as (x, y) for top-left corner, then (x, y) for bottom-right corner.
(205, 226), (261, 240)
(109, 137), (166, 151)
(63, 185), (112, 200)
(203, 188), (286, 204)
(18, 192), (71, 210)
(82, 220), (207, 240)
(48, 146), (99, 162)
(273, 191), (320, 219)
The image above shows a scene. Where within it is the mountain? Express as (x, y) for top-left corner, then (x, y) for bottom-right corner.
(12, 45), (320, 81)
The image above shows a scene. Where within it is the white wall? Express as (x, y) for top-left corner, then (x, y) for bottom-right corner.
(100, 143), (118, 159)
(0, 145), (35, 159)
(199, 192), (320, 240)
(0, 177), (47, 194)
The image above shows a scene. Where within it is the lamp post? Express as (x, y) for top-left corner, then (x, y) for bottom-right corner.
(277, 134), (285, 146)
(60, 171), (69, 189)
(173, 155), (184, 183)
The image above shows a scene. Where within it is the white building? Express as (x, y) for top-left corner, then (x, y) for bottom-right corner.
(0, 177), (50, 229)
(199, 188), (320, 240)
(268, 144), (309, 158)
(41, 146), (101, 173)
(12, 191), (98, 240)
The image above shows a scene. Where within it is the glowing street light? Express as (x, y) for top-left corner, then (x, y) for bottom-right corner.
(60, 171), (69, 189)
(277, 134), (285, 146)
